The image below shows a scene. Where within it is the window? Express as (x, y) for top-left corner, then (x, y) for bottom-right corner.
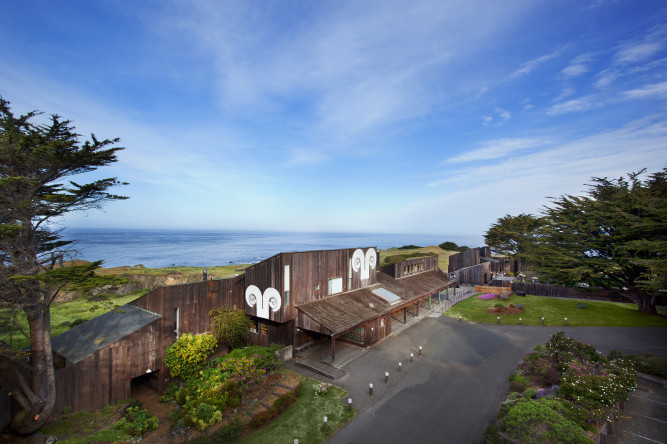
(284, 265), (290, 306)
(249, 318), (259, 334)
(315, 282), (320, 291)
(174, 307), (180, 341)
(260, 322), (269, 336)
(328, 277), (343, 295)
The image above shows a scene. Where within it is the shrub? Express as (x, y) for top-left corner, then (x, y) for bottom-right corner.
(508, 373), (529, 387)
(164, 332), (217, 380)
(215, 344), (282, 371)
(160, 382), (180, 403)
(509, 381), (527, 393)
(114, 406), (159, 437)
(500, 399), (590, 443)
(523, 388), (537, 399)
(249, 408), (277, 428)
(191, 402), (223, 431)
(273, 391), (297, 413)
(494, 303), (505, 309)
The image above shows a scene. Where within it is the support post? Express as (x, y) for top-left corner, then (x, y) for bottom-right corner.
(331, 335), (335, 362)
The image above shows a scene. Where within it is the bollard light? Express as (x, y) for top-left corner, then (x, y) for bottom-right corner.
(519, 317), (522, 325)
(419, 346), (423, 356)
(323, 416), (328, 431)
(497, 316), (500, 324)
(369, 383), (373, 396)
(410, 353), (414, 363)
(385, 371), (389, 383)
(348, 398), (352, 411)
(564, 317), (568, 326)
(398, 362), (402, 372)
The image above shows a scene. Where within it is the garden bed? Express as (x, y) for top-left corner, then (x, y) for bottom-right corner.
(482, 332), (637, 443)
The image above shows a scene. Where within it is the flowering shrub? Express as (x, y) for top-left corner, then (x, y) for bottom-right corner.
(559, 358), (636, 417)
(315, 382), (332, 397)
(500, 399), (590, 443)
(164, 332), (217, 379)
(477, 293), (498, 300)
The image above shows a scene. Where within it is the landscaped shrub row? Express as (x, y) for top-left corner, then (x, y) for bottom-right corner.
(482, 332), (637, 443)
(249, 388), (299, 428)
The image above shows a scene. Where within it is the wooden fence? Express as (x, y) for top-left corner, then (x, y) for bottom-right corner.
(475, 286), (510, 294)
(510, 282), (627, 303)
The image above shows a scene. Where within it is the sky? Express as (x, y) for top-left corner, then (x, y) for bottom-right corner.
(1, 0), (666, 238)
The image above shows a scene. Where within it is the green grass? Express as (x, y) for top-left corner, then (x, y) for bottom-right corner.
(0, 290), (147, 349)
(40, 403), (132, 444)
(444, 294), (667, 327)
(236, 376), (355, 444)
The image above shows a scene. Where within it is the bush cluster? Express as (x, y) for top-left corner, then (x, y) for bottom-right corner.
(165, 344), (284, 433)
(113, 406), (159, 437)
(484, 332), (638, 443)
(164, 332), (217, 379)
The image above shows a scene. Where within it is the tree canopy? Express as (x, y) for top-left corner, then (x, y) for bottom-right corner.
(484, 213), (543, 258)
(525, 169), (666, 314)
(0, 97), (127, 433)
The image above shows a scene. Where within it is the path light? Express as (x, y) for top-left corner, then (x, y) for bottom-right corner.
(519, 317), (522, 325)
(410, 353), (414, 363)
(459, 316), (462, 322)
(497, 316), (500, 324)
(398, 362), (402, 372)
(369, 383), (373, 396)
(323, 416), (328, 431)
(541, 317), (545, 326)
(385, 371), (389, 384)
(348, 398), (352, 411)
(419, 346), (423, 356)
(565, 317), (568, 326)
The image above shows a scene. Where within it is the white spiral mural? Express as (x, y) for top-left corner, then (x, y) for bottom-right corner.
(245, 285), (281, 319)
(352, 248), (377, 282)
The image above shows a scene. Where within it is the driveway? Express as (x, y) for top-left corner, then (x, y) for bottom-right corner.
(287, 316), (667, 444)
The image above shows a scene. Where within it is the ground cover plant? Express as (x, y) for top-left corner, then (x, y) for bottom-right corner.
(482, 332), (637, 444)
(445, 293), (667, 326)
(379, 245), (453, 272)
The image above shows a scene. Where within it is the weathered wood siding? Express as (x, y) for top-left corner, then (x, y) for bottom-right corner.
(448, 248), (482, 272)
(129, 277), (244, 391)
(243, 248), (378, 323)
(381, 255), (439, 278)
(54, 322), (160, 413)
(453, 262), (491, 285)
(511, 283), (628, 302)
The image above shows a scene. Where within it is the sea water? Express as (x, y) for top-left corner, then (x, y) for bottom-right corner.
(62, 228), (483, 268)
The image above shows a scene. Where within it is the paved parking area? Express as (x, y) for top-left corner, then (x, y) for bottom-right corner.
(287, 316), (667, 444)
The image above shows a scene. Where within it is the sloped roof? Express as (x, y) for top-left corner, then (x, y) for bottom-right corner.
(51, 304), (161, 364)
(296, 270), (453, 335)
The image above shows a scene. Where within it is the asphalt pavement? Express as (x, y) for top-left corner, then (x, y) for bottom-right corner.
(286, 316), (667, 444)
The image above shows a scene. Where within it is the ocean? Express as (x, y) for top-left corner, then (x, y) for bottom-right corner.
(62, 228), (484, 268)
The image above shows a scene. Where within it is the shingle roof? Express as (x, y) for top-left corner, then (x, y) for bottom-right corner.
(296, 270), (453, 335)
(51, 304), (161, 364)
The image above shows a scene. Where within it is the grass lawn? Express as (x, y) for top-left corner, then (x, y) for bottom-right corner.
(444, 294), (667, 327)
(237, 377), (355, 444)
(0, 291), (147, 350)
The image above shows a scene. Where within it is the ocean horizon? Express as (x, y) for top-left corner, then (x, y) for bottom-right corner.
(62, 228), (485, 269)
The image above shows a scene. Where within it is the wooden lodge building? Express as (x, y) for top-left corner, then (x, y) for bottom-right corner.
(49, 247), (454, 413)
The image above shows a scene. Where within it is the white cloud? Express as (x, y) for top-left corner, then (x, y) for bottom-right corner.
(622, 81), (667, 100)
(510, 48), (564, 78)
(494, 106), (511, 122)
(547, 96), (599, 115)
(446, 138), (539, 164)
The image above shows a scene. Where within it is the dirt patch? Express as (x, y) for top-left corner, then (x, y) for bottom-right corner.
(487, 304), (524, 315)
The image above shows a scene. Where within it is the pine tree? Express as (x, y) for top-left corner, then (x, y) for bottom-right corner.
(0, 98), (127, 433)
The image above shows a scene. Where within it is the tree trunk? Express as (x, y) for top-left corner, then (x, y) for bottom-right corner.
(11, 304), (56, 435)
(626, 290), (658, 315)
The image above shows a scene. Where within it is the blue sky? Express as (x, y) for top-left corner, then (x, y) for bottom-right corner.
(1, 0), (666, 238)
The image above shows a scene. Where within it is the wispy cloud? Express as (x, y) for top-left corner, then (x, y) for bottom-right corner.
(511, 48), (564, 78)
(547, 95), (599, 115)
(560, 53), (593, 77)
(446, 138), (540, 164)
(622, 81), (667, 100)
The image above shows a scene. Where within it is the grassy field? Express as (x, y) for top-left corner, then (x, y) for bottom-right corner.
(237, 376), (354, 444)
(444, 293), (667, 327)
(379, 245), (455, 272)
(0, 291), (148, 350)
